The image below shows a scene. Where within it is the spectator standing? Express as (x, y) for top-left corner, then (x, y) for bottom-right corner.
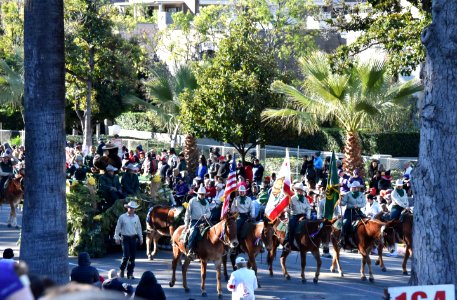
(134, 271), (166, 300)
(102, 269), (133, 297)
(252, 159), (264, 186)
(96, 138), (106, 156)
(121, 164), (140, 196)
(177, 152), (187, 172)
(217, 156), (230, 180)
(114, 201), (143, 279)
(197, 155), (208, 179)
(313, 152), (323, 182)
(70, 252), (100, 285)
(227, 256), (258, 300)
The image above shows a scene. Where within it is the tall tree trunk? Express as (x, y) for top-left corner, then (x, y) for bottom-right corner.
(184, 134), (199, 180)
(343, 131), (364, 177)
(22, 0), (68, 284)
(83, 46), (95, 152)
(410, 1), (457, 289)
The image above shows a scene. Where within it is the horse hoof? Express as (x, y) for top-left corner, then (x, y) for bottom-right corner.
(361, 276), (367, 281)
(403, 271), (408, 275)
(148, 255), (153, 261)
(340, 273), (344, 278)
(285, 274), (291, 280)
(269, 272), (273, 277)
(7, 224), (11, 228)
(381, 267), (387, 272)
(330, 268), (336, 273)
(313, 278), (318, 284)
(369, 277), (374, 283)
(302, 279), (307, 284)
(218, 294), (223, 299)
(15, 226), (20, 229)
(169, 282), (174, 287)
(185, 288), (190, 293)
(202, 292), (207, 297)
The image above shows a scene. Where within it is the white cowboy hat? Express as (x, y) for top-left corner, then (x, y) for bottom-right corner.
(350, 181), (362, 189)
(238, 185), (247, 192)
(235, 256), (247, 264)
(124, 200), (139, 209)
(1, 153), (9, 158)
(106, 164), (118, 172)
(394, 179), (404, 187)
(293, 183), (306, 191)
(196, 184), (206, 194)
(102, 143), (118, 150)
(125, 164), (139, 171)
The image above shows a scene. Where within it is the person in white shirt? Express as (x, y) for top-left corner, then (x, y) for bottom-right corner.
(227, 256), (258, 300)
(231, 185), (255, 240)
(284, 183), (311, 251)
(339, 181), (366, 248)
(363, 194), (382, 219)
(390, 179), (409, 220)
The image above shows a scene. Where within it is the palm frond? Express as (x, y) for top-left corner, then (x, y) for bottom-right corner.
(385, 79), (423, 105)
(357, 59), (386, 96)
(300, 52), (331, 81)
(271, 80), (314, 108)
(145, 76), (174, 104)
(261, 108), (319, 134)
(354, 100), (381, 116)
(175, 65), (198, 95)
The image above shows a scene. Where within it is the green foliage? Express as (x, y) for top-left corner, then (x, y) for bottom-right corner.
(114, 112), (161, 132)
(329, 0), (431, 76)
(265, 128), (419, 157)
(181, 11), (281, 159)
(0, 49), (23, 116)
(0, 109), (23, 129)
(9, 135), (21, 146)
(0, 1), (24, 59)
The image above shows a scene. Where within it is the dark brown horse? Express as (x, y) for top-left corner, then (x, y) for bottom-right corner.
(145, 205), (185, 260)
(224, 218), (276, 287)
(374, 211), (413, 275)
(329, 218), (397, 282)
(0, 174), (24, 228)
(169, 213), (239, 298)
(263, 215), (335, 282)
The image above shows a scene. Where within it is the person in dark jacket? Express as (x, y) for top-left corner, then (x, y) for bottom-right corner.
(102, 269), (133, 297)
(134, 271), (166, 300)
(98, 164), (125, 209)
(217, 156), (230, 179)
(121, 164), (140, 195)
(378, 170), (393, 191)
(70, 252), (100, 285)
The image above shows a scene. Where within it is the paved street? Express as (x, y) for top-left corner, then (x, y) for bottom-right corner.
(1, 204), (411, 299)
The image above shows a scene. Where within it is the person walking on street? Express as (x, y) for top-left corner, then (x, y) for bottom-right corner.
(114, 201), (143, 279)
(227, 256), (258, 300)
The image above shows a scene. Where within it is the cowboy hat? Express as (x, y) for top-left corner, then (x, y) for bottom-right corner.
(394, 179), (404, 187)
(106, 164), (118, 172)
(293, 182), (306, 191)
(238, 185), (247, 192)
(350, 181), (362, 189)
(102, 143), (118, 150)
(124, 200), (139, 209)
(196, 184), (206, 194)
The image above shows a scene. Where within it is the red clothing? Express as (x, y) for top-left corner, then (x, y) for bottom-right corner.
(244, 165), (253, 182)
(206, 186), (216, 198)
(306, 195), (313, 204)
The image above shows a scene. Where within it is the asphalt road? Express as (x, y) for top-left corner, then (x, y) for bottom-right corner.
(1, 204), (410, 299)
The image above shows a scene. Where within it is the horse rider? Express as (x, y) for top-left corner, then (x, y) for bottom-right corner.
(390, 179), (409, 220)
(0, 153), (18, 198)
(284, 182), (311, 251)
(338, 181), (366, 248)
(230, 185), (255, 241)
(184, 184), (211, 259)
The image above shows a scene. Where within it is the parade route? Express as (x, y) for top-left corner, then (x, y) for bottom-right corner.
(0, 204), (411, 299)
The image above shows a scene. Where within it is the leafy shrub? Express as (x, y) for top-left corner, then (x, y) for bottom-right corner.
(9, 135), (22, 146)
(114, 112), (162, 132)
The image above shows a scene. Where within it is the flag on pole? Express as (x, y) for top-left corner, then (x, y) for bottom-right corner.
(221, 154), (237, 219)
(324, 151), (340, 219)
(265, 149), (293, 221)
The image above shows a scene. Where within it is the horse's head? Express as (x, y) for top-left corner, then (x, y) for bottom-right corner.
(224, 212), (239, 249)
(261, 215), (276, 251)
(380, 220), (399, 252)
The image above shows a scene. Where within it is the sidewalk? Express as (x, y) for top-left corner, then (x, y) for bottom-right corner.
(0, 204), (22, 258)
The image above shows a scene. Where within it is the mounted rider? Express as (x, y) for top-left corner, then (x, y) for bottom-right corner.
(390, 179), (409, 220)
(284, 182), (312, 251)
(230, 185), (255, 241)
(338, 181), (366, 248)
(184, 184), (211, 259)
(0, 152), (18, 198)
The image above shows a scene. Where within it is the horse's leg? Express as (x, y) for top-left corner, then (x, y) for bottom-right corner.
(215, 259), (222, 298)
(8, 202), (15, 228)
(376, 244), (386, 272)
(360, 253), (367, 281)
(182, 256), (191, 292)
(248, 249), (260, 288)
(366, 248), (374, 282)
(300, 249), (307, 284)
(280, 249), (291, 280)
(222, 253), (229, 281)
(151, 232), (160, 258)
(330, 237), (344, 277)
(312, 249), (322, 284)
(200, 259), (208, 297)
(146, 232), (152, 260)
(267, 243), (277, 277)
(169, 245), (181, 288)
(402, 245), (412, 275)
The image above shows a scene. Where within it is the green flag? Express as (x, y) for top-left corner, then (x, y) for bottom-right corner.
(324, 151), (339, 219)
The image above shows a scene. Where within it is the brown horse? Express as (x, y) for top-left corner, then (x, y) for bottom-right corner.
(329, 218), (397, 282)
(0, 174), (24, 228)
(374, 211), (413, 275)
(145, 205), (185, 260)
(224, 218), (276, 287)
(169, 213), (239, 298)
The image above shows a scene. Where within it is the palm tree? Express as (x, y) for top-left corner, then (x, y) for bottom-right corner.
(262, 52), (423, 175)
(0, 49), (24, 122)
(21, 0), (68, 283)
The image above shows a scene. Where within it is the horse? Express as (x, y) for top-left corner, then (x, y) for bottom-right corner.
(263, 215), (335, 282)
(224, 217), (276, 287)
(374, 211), (413, 275)
(0, 174), (24, 228)
(169, 212), (239, 298)
(329, 218), (397, 282)
(145, 205), (185, 260)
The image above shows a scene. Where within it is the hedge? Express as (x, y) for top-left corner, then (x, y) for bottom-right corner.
(265, 128), (419, 157)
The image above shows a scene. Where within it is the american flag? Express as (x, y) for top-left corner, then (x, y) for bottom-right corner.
(221, 154), (237, 219)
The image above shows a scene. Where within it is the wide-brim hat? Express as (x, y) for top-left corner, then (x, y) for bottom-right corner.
(238, 185), (247, 192)
(124, 201), (140, 209)
(293, 182), (305, 191)
(394, 179), (404, 187)
(349, 181), (362, 189)
(196, 184), (206, 194)
(106, 164), (118, 172)
(125, 164), (139, 171)
(102, 143), (118, 150)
